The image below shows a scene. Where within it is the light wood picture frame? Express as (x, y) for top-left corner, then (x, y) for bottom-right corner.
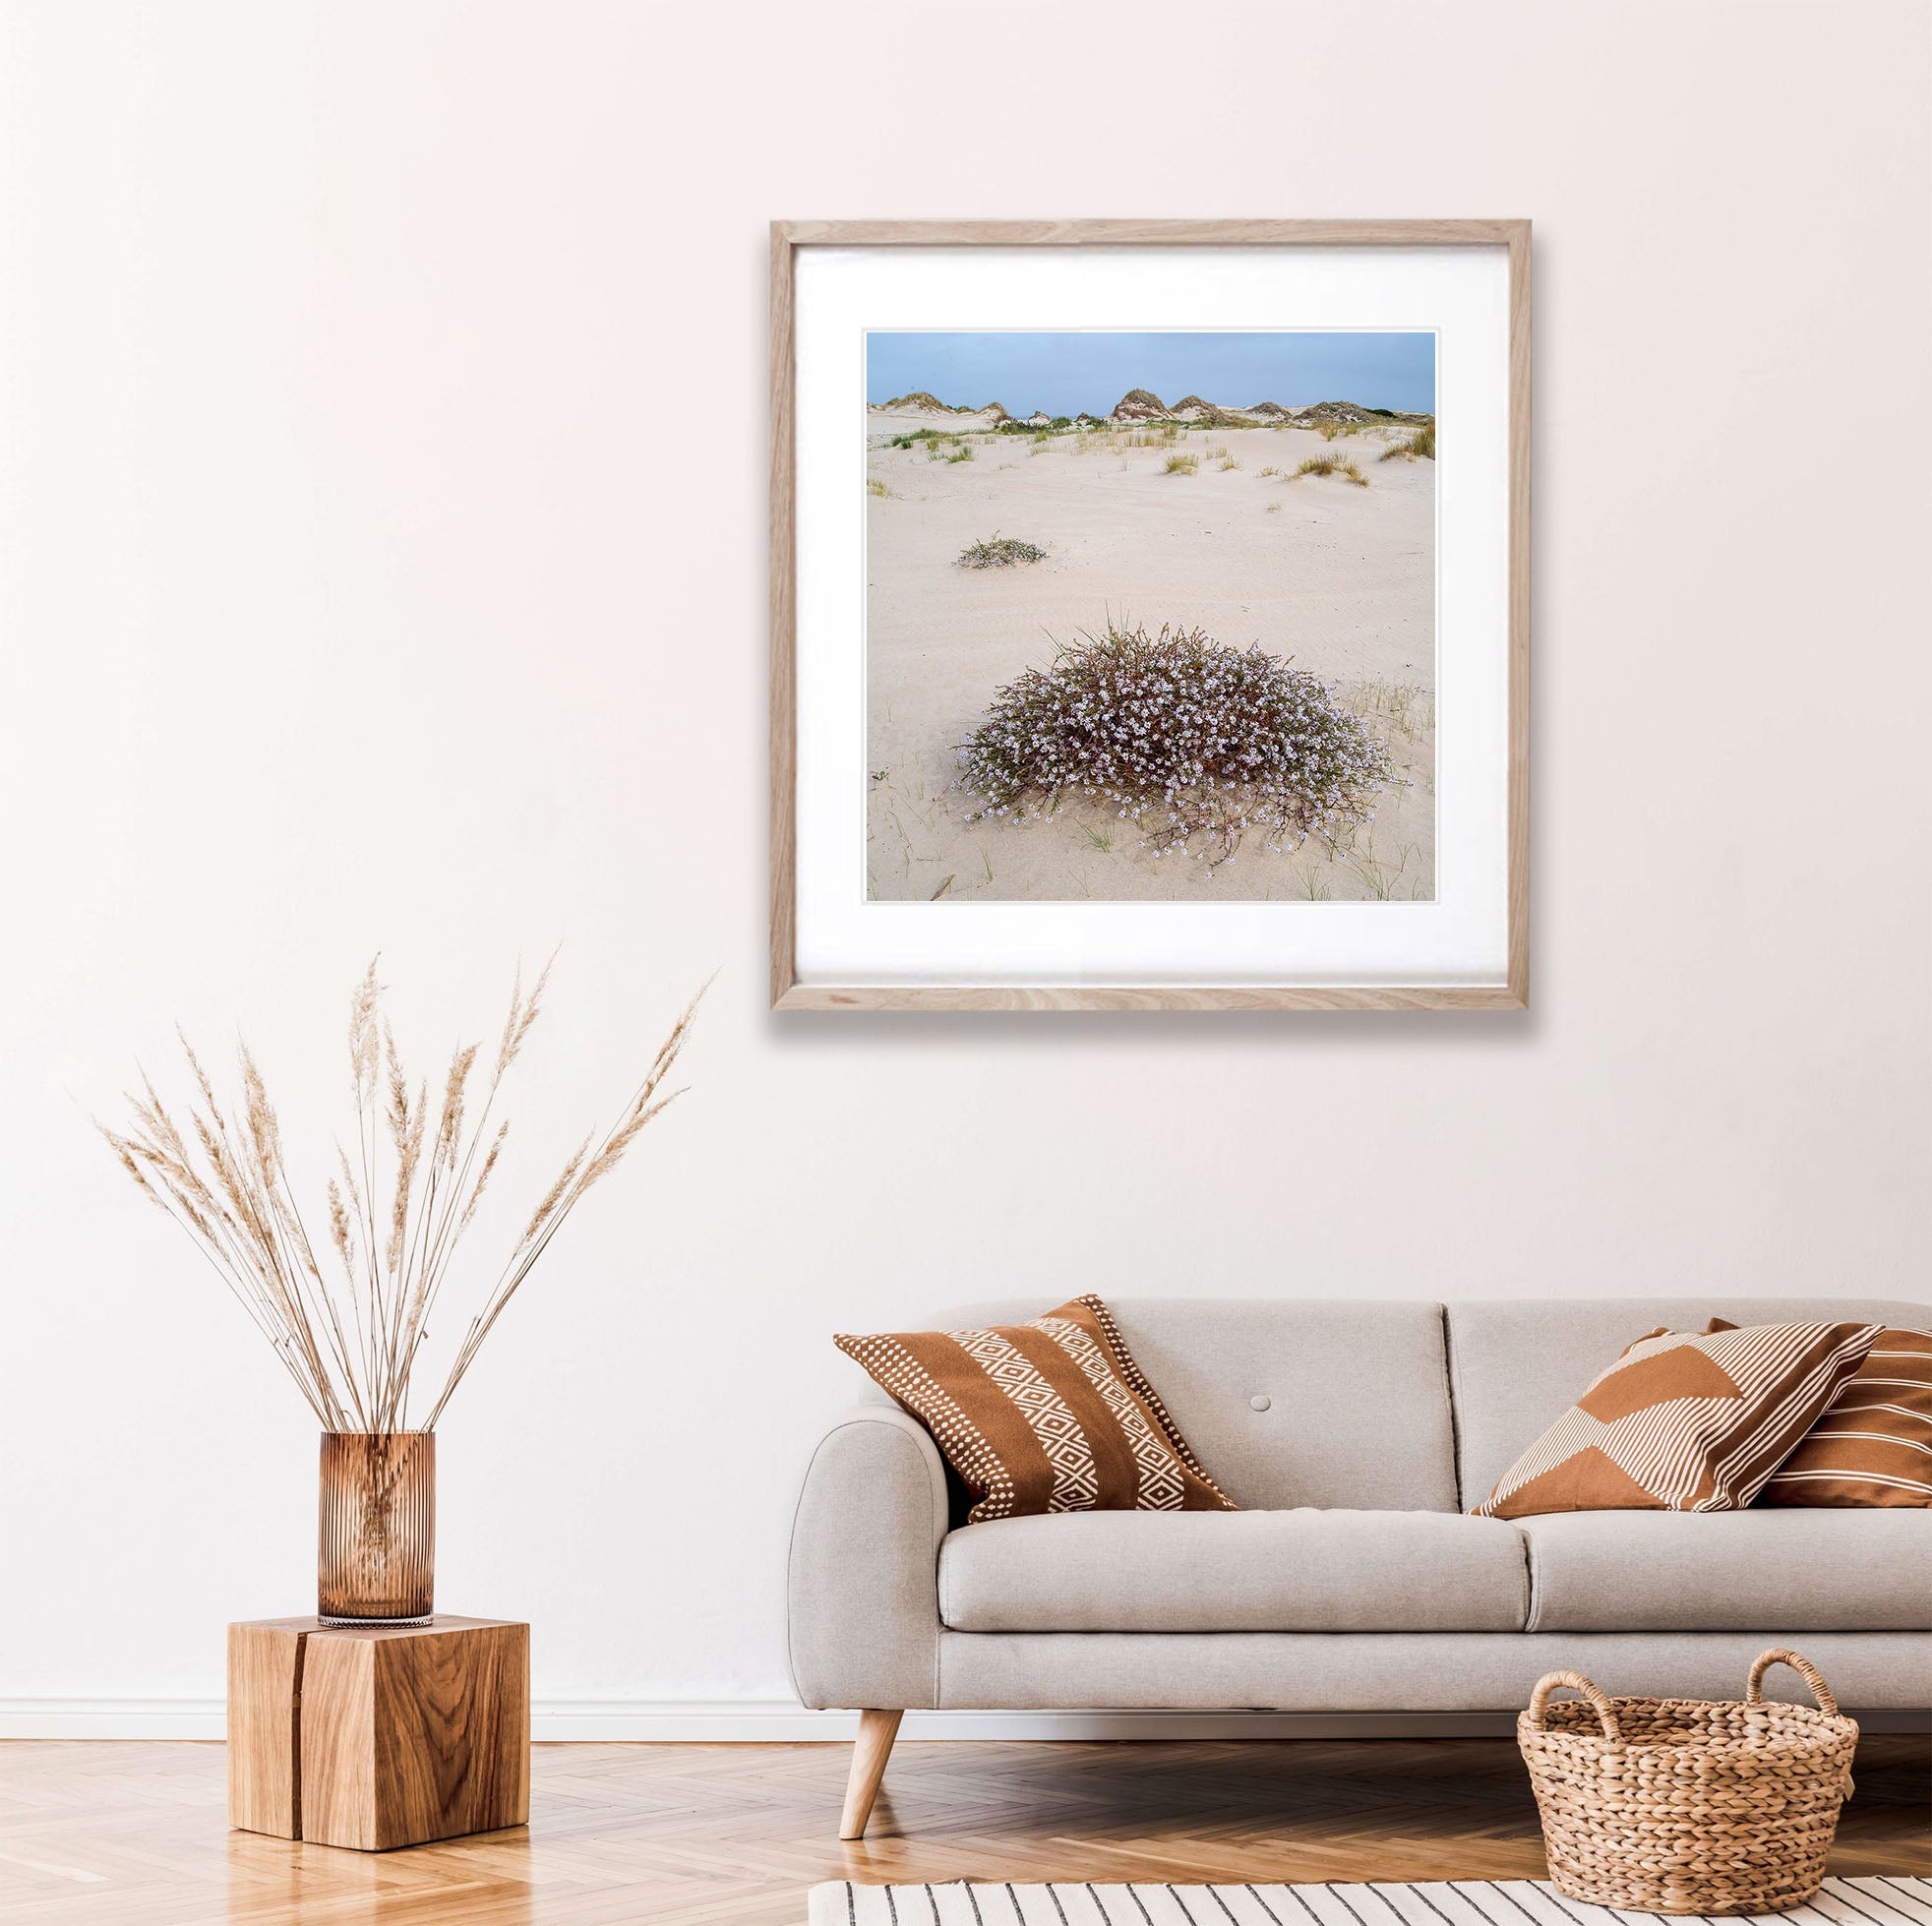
(771, 219), (1529, 1011)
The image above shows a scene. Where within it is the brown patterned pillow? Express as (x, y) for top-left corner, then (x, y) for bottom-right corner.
(1473, 1319), (1879, 1519)
(1759, 1326), (1932, 1507)
(835, 1294), (1236, 1523)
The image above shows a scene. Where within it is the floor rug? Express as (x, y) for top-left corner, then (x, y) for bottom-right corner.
(808, 1876), (1932, 1926)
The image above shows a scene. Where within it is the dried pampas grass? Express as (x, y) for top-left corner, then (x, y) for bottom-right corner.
(98, 959), (703, 1432)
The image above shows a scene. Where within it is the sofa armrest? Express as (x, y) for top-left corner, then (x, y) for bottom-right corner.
(786, 1404), (947, 1711)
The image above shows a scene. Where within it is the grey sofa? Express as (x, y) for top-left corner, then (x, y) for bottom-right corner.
(787, 1295), (1931, 1837)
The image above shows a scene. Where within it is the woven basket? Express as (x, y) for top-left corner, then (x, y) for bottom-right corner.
(1519, 1648), (1858, 1915)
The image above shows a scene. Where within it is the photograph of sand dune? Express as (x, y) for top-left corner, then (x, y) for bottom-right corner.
(865, 331), (1437, 904)
(772, 218), (1528, 1009)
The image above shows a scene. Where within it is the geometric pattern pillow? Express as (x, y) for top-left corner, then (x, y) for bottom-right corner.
(835, 1293), (1237, 1524)
(1758, 1326), (1932, 1507)
(1472, 1319), (1880, 1519)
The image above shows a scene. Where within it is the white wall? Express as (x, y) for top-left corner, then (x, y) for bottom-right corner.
(2, 1), (1927, 1735)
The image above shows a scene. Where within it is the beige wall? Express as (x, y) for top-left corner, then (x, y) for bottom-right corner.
(1, 1), (1926, 1729)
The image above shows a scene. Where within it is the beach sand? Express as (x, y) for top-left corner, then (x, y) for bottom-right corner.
(866, 414), (1435, 903)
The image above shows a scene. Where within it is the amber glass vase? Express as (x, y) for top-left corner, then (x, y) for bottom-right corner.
(318, 1431), (435, 1625)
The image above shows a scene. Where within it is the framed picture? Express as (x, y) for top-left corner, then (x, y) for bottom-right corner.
(770, 220), (1528, 1010)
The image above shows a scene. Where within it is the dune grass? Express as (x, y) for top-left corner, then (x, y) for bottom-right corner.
(1380, 421), (1436, 461)
(1351, 677), (1436, 740)
(956, 532), (1047, 569)
(1218, 456), (1241, 472)
(867, 478), (890, 497)
(1338, 831), (1419, 901)
(1164, 452), (1200, 476)
(1293, 453), (1369, 487)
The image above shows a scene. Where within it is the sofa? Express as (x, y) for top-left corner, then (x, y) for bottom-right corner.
(787, 1295), (1931, 1837)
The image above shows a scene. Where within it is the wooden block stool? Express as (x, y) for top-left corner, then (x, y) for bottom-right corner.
(228, 1615), (529, 1851)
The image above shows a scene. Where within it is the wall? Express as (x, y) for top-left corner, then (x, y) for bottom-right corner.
(1, 1), (1927, 1736)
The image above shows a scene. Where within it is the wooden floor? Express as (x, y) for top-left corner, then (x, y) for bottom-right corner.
(0, 1736), (1926, 1925)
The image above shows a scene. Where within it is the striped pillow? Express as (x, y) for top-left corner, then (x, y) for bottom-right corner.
(835, 1294), (1236, 1523)
(1473, 1319), (1879, 1519)
(1759, 1327), (1932, 1507)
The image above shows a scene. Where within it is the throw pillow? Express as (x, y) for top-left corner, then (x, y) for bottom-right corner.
(1472, 1319), (1880, 1519)
(1758, 1326), (1932, 1507)
(835, 1294), (1237, 1523)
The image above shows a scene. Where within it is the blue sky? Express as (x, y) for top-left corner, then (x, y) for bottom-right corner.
(867, 331), (1435, 416)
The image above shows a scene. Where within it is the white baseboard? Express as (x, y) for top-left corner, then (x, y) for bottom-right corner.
(2, 1699), (1926, 1742)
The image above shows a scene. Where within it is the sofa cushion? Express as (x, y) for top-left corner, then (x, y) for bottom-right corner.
(1762, 1325), (1932, 1507)
(1520, 1508), (1932, 1631)
(918, 1298), (1459, 1512)
(937, 1509), (1530, 1633)
(1472, 1319), (1879, 1518)
(1447, 1297), (1928, 1511)
(836, 1295), (1236, 1524)
(934, 1629), (1932, 1713)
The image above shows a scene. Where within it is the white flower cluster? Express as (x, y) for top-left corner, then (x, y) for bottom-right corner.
(957, 623), (1396, 867)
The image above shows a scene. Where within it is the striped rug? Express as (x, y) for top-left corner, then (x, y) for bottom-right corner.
(807, 1877), (1932, 1926)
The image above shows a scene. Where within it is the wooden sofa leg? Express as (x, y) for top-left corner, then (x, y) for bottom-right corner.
(839, 1709), (903, 1839)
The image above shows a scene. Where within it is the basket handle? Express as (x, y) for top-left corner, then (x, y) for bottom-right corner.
(1747, 1647), (1841, 1718)
(1526, 1670), (1622, 1744)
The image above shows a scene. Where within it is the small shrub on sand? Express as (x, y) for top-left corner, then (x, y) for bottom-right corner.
(956, 532), (1046, 569)
(867, 478), (890, 498)
(956, 622), (1395, 869)
(1164, 452), (1199, 475)
(1380, 422), (1436, 461)
(1266, 502), (1282, 512)
(1294, 454), (1368, 487)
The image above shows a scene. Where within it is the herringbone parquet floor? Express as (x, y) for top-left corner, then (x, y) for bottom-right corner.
(0, 1736), (1925, 1926)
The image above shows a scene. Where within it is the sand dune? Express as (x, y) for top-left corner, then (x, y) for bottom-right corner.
(868, 405), (1008, 438)
(865, 415), (1435, 903)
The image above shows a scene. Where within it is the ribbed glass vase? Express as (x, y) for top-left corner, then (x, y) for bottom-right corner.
(317, 1431), (436, 1625)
